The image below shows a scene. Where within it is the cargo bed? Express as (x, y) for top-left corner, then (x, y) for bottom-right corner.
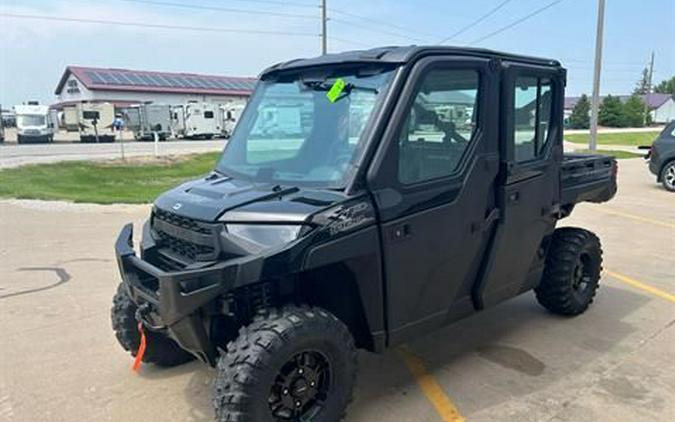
(561, 153), (617, 207)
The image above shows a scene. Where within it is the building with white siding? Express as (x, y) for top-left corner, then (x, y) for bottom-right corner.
(53, 66), (257, 110)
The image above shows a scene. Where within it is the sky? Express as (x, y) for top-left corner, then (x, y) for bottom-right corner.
(1, 0), (673, 107)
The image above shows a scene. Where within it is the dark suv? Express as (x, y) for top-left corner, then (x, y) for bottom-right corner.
(111, 46), (617, 421)
(648, 120), (675, 191)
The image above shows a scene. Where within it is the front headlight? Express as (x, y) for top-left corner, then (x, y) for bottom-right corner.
(224, 224), (303, 253)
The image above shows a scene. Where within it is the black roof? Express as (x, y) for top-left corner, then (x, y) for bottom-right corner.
(261, 45), (562, 77)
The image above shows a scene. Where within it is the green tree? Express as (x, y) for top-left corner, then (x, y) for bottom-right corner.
(569, 94), (590, 129)
(598, 95), (625, 127)
(633, 68), (650, 95)
(653, 76), (675, 96)
(621, 95), (647, 127)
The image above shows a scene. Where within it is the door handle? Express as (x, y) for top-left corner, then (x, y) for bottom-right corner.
(507, 191), (520, 205)
(390, 223), (411, 241)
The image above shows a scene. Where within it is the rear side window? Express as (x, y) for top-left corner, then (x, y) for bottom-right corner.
(398, 69), (480, 184)
(513, 77), (553, 162)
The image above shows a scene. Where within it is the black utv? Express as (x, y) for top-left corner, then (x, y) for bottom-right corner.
(112, 46), (617, 421)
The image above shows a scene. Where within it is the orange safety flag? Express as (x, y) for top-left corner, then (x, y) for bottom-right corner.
(132, 322), (147, 372)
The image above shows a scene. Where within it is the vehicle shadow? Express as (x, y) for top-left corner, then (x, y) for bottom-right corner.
(141, 284), (648, 421)
(349, 285), (649, 420)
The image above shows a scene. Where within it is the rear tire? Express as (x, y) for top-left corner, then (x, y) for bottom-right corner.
(660, 161), (675, 192)
(213, 306), (357, 422)
(535, 227), (602, 316)
(111, 284), (194, 367)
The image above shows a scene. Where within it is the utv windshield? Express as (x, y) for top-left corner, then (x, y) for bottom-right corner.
(217, 66), (396, 188)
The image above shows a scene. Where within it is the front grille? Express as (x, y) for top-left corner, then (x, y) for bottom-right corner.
(154, 208), (212, 234)
(152, 209), (220, 262)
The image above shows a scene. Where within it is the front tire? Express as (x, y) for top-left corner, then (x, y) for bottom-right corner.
(214, 306), (357, 422)
(111, 284), (194, 367)
(535, 227), (602, 316)
(660, 161), (675, 192)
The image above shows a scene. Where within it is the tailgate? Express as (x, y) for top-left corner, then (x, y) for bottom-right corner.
(561, 153), (617, 205)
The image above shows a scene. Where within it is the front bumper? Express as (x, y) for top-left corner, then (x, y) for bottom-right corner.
(18, 133), (51, 143)
(115, 223), (241, 365)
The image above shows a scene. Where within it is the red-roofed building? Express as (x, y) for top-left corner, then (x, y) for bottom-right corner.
(53, 66), (257, 109)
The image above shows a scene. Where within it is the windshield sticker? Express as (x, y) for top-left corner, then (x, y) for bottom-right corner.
(326, 78), (346, 103)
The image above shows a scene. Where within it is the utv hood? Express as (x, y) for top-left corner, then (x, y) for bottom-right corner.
(154, 174), (346, 223)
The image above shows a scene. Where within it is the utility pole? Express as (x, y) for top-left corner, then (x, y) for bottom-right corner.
(644, 51), (655, 126)
(589, 0), (605, 151)
(321, 0), (327, 55)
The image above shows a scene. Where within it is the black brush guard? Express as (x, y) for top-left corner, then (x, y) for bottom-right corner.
(115, 223), (241, 365)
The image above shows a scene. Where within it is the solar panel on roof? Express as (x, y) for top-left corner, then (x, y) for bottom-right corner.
(116, 73), (136, 85)
(167, 76), (183, 87)
(79, 67), (255, 92)
(233, 81), (247, 90)
(199, 78), (216, 89)
(189, 77), (206, 89)
(185, 78), (201, 89)
(110, 72), (129, 85)
(149, 75), (166, 86)
(154, 74), (173, 86)
(125, 73), (144, 85)
(85, 71), (105, 84)
(98, 72), (118, 84)
(200, 78), (216, 89)
(137, 74), (156, 86)
(171, 76), (188, 88)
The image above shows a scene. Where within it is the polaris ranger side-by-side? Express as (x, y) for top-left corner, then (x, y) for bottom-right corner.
(112, 46), (617, 422)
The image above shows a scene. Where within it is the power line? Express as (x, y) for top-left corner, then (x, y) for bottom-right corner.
(330, 17), (426, 43)
(330, 36), (370, 48)
(0, 13), (319, 37)
(329, 9), (439, 40)
(469, 0), (566, 45)
(224, 0), (318, 9)
(117, 0), (316, 19)
(438, 0), (513, 44)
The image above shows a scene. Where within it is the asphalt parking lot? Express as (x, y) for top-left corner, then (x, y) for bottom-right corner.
(0, 128), (225, 169)
(0, 158), (673, 422)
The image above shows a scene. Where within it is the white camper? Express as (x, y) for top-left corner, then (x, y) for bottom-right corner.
(134, 104), (172, 141)
(14, 104), (54, 144)
(218, 103), (246, 138)
(63, 103), (116, 143)
(171, 102), (219, 139)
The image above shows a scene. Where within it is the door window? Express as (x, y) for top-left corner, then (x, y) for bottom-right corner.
(398, 69), (480, 184)
(513, 77), (553, 162)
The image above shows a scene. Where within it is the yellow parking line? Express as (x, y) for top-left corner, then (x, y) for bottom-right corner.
(397, 346), (466, 422)
(590, 207), (675, 230)
(605, 269), (675, 303)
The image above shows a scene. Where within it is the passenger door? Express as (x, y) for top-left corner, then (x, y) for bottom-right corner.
(367, 56), (500, 345)
(476, 64), (565, 308)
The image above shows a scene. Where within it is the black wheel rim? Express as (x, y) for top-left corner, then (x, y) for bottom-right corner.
(572, 253), (592, 296)
(268, 350), (331, 421)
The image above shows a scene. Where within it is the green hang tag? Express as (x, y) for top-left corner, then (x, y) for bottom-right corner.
(326, 78), (346, 103)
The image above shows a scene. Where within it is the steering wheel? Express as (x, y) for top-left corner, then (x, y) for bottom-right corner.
(434, 116), (469, 145)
